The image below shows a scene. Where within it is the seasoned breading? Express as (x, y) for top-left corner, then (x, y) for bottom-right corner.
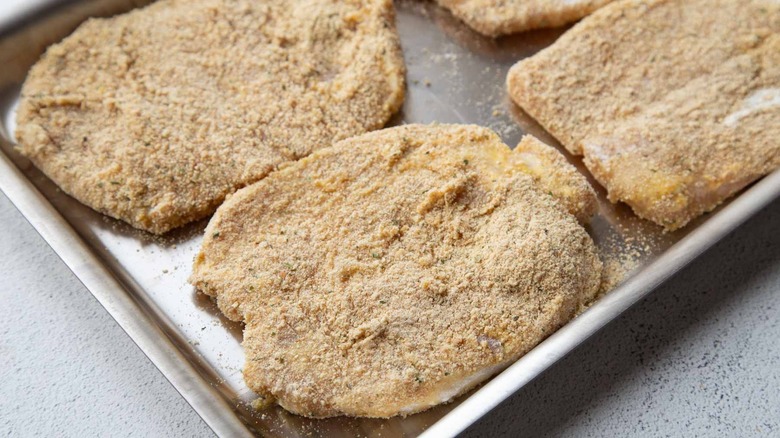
(15, 0), (405, 234)
(508, 0), (780, 230)
(190, 124), (601, 418)
(436, 0), (613, 37)
(513, 135), (597, 223)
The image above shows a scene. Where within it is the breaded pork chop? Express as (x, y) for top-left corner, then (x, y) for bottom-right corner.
(508, 0), (780, 230)
(190, 124), (601, 418)
(436, 0), (614, 37)
(16, 0), (405, 234)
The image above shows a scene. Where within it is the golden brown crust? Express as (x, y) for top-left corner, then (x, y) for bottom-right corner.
(508, 0), (780, 230)
(190, 124), (602, 418)
(436, 0), (613, 37)
(15, 0), (405, 234)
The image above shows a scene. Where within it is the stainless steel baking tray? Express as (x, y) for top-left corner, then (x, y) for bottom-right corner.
(1, 1), (778, 436)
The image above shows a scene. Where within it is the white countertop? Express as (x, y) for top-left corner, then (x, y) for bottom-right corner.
(1, 191), (778, 437)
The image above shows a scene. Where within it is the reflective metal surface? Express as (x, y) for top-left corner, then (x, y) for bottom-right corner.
(0, 1), (778, 437)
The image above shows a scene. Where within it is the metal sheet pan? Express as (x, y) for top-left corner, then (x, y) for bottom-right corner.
(1, 1), (778, 436)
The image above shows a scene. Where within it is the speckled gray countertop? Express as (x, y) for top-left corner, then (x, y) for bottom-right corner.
(1, 190), (778, 438)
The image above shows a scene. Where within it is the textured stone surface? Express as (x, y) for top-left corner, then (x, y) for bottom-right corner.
(0, 194), (213, 438)
(1, 189), (778, 437)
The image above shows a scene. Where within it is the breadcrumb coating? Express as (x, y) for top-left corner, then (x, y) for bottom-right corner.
(513, 134), (598, 223)
(190, 124), (602, 418)
(16, 0), (405, 234)
(437, 0), (613, 37)
(508, 0), (780, 229)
